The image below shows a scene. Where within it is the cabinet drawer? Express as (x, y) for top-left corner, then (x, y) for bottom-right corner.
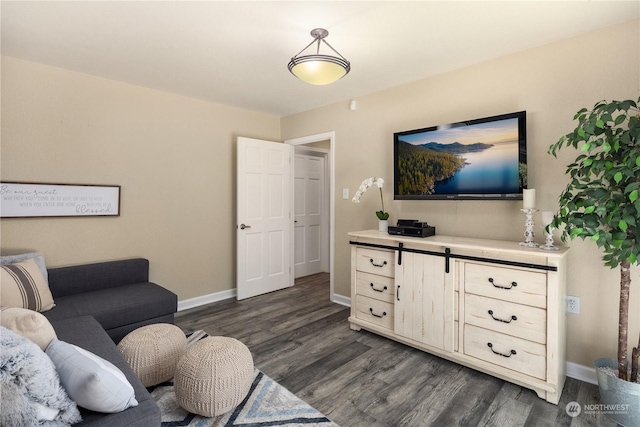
(465, 294), (546, 344)
(356, 271), (395, 303)
(464, 324), (546, 380)
(355, 248), (395, 278)
(355, 295), (393, 330)
(465, 263), (547, 308)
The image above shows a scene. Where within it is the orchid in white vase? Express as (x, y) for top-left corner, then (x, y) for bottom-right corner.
(352, 177), (390, 220)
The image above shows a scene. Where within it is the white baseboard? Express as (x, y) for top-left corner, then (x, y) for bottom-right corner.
(332, 293), (351, 307)
(179, 289), (348, 311)
(177, 288), (236, 312)
(566, 361), (598, 385)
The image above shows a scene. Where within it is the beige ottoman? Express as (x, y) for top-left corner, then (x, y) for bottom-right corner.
(117, 323), (187, 387)
(174, 336), (254, 417)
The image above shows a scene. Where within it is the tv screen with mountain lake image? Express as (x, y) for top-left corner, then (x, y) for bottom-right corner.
(393, 111), (527, 200)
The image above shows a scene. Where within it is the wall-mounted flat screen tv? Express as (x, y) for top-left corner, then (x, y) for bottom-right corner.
(394, 111), (527, 200)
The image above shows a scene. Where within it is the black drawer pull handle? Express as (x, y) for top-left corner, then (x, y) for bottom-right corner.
(487, 342), (516, 357)
(370, 283), (388, 293)
(397, 285), (400, 301)
(369, 308), (387, 318)
(488, 310), (517, 323)
(370, 259), (387, 268)
(488, 278), (517, 290)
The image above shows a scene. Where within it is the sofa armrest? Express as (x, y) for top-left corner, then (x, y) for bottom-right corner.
(47, 258), (150, 298)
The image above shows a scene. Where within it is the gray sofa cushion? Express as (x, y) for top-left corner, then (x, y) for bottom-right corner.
(47, 259), (150, 297)
(43, 282), (177, 331)
(49, 316), (161, 427)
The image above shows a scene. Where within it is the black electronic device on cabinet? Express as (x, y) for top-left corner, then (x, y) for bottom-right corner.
(388, 219), (436, 238)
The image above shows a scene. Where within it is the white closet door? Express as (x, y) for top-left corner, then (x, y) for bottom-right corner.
(294, 153), (324, 278)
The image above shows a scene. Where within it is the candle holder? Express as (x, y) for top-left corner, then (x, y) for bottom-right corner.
(519, 208), (539, 247)
(539, 227), (559, 251)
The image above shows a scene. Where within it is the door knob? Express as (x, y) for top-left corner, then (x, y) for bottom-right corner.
(239, 224), (251, 230)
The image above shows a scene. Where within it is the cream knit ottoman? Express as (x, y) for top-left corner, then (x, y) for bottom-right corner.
(174, 336), (254, 417)
(117, 323), (187, 387)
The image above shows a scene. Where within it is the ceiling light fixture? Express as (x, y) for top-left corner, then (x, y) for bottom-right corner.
(288, 28), (350, 85)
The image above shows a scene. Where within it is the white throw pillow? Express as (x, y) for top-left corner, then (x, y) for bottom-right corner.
(46, 339), (138, 413)
(0, 306), (57, 350)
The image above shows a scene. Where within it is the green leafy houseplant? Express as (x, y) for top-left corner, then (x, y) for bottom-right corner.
(548, 97), (640, 382)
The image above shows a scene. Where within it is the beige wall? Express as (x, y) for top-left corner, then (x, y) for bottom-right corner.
(281, 20), (640, 367)
(1, 56), (281, 301)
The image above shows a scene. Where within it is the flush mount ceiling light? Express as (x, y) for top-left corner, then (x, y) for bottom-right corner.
(288, 28), (350, 85)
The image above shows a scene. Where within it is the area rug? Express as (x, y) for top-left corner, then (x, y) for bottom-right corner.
(149, 330), (339, 427)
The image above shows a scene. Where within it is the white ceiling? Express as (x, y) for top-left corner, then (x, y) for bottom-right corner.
(2, 1), (638, 117)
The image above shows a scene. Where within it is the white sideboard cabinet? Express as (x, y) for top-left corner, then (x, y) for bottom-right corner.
(348, 230), (569, 404)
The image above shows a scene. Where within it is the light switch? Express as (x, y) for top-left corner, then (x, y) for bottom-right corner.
(342, 188), (349, 199)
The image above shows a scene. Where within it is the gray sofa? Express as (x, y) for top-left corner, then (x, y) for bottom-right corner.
(42, 258), (178, 427)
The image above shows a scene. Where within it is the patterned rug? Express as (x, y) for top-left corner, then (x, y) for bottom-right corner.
(150, 331), (339, 427)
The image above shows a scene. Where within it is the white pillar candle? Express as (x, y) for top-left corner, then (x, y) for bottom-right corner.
(523, 189), (536, 210)
(541, 211), (554, 226)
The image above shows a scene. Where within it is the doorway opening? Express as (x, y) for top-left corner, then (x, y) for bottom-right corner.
(285, 132), (336, 303)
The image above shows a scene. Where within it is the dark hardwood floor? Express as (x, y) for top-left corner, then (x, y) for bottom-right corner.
(175, 273), (614, 427)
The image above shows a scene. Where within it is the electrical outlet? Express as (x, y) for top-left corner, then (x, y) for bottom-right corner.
(342, 188), (349, 200)
(566, 296), (580, 314)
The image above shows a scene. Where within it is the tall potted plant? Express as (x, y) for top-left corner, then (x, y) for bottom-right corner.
(548, 97), (640, 425)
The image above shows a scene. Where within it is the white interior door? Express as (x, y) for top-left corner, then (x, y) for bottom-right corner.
(236, 137), (292, 300)
(294, 152), (325, 278)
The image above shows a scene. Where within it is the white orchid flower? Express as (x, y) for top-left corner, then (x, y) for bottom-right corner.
(351, 177), (389, 221)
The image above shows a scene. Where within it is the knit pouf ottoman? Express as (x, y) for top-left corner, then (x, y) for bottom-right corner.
(174, 336), (254, 417)
(117, 323), (187, 387)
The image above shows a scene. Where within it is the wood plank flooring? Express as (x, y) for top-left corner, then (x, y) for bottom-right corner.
(175, 273), (615, 427)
